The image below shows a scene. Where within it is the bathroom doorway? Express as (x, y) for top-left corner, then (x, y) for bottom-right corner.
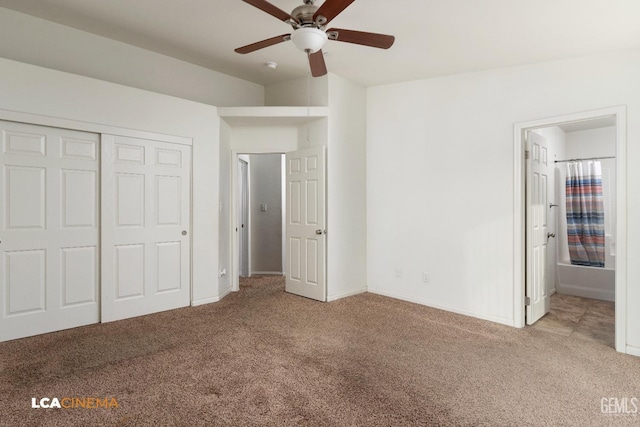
(513, 106), (627, 353)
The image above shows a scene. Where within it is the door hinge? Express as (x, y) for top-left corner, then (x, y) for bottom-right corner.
(525, 150), (530, 160)
(524, 296), (531, 306)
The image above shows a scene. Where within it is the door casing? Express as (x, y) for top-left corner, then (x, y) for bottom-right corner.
(231, 150), (285, 291)
(513, 106), (627, 353)
(237, 157), (250, 277)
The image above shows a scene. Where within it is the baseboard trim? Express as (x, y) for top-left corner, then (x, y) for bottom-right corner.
(556, 284), (615, 302)
(327, 288), (367, 302)
(367, 287), (515, 327)
(191, 287), (233, 307)
(250, 271), (284, 276)
(626, 345), (640, 357)
(191, 297), (217, 307)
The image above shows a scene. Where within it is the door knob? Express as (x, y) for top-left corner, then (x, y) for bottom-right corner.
(182, 230), (188, 236)
(315, 229), (323, 235)
(547, 232), (555, 239)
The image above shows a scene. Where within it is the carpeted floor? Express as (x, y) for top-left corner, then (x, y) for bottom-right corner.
(1, 275), (639, 426)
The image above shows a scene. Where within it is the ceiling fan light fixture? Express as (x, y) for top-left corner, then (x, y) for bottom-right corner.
(291, 27), (327, 53)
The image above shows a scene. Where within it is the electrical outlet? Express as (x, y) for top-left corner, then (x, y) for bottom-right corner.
(395, 268), (402, 278)
(423, 272), (430, 283)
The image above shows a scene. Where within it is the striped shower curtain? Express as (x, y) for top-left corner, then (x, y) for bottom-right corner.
(565, 161), (605, 267)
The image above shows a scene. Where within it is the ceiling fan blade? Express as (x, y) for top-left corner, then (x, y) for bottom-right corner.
(313, 0), (356, 25)
(309, 50), (328, 77)
(326, 28), (395, 49)
(235, 34), (291, 54)
(242, 0), (292, 22)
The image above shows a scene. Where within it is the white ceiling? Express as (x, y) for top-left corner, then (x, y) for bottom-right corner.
(0, 0), (639, 87)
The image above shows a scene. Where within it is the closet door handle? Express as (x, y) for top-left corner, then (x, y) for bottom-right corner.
(547, 232), (556, 239)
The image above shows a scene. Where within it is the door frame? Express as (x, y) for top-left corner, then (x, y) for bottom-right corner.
(237, 156), (250, 278)
(513, 105), (627, 353)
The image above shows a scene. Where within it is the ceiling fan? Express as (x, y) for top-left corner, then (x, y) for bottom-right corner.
(235, 0), (395, 77)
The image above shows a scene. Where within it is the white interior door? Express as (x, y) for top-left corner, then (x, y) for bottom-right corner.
(101, 135), (191, 322)
(285, 147), (326, 302)
(526, 131), (551, 324)
(0, 120), (99, 341)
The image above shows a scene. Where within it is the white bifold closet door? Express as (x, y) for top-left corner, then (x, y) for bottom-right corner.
(101, 135), (191, 322)
(0, 120), (100, 341)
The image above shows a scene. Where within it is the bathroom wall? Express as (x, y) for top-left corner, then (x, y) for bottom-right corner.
(249, 154), (284, 275)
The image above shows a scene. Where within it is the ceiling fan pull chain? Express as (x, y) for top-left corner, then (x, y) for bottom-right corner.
(306, 61), (312, 146)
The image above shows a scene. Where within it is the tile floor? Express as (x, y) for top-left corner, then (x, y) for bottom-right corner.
(531, 293), (615, 348)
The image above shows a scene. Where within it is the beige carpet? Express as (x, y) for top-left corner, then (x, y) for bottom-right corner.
(1, 275), (639, 426)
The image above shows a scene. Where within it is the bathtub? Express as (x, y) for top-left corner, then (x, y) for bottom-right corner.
(556, 262), (615, 302)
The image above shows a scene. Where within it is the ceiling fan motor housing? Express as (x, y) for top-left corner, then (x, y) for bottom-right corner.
(290, 1), (327, 53)
(292, 4), (322, 27)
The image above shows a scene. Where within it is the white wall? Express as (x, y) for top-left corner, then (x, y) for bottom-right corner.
(0, 57), (229, 305)
(367, 50), (640, 354)
(249, 154), (283, 274)
(326, 74), (368, 300)
(266, 75), (328, 106)
(229, 126), (300, 153)
(218, 119), (233, 295)
(0, 7), (264, 107)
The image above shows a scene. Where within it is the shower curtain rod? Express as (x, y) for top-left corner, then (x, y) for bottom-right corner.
(554, 156), (616, 163)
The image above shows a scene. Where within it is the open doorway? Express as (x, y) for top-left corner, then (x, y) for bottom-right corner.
(513, 106), (627, 353)
(230, 146), (328, 302)
(234, 153), (286, 284)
